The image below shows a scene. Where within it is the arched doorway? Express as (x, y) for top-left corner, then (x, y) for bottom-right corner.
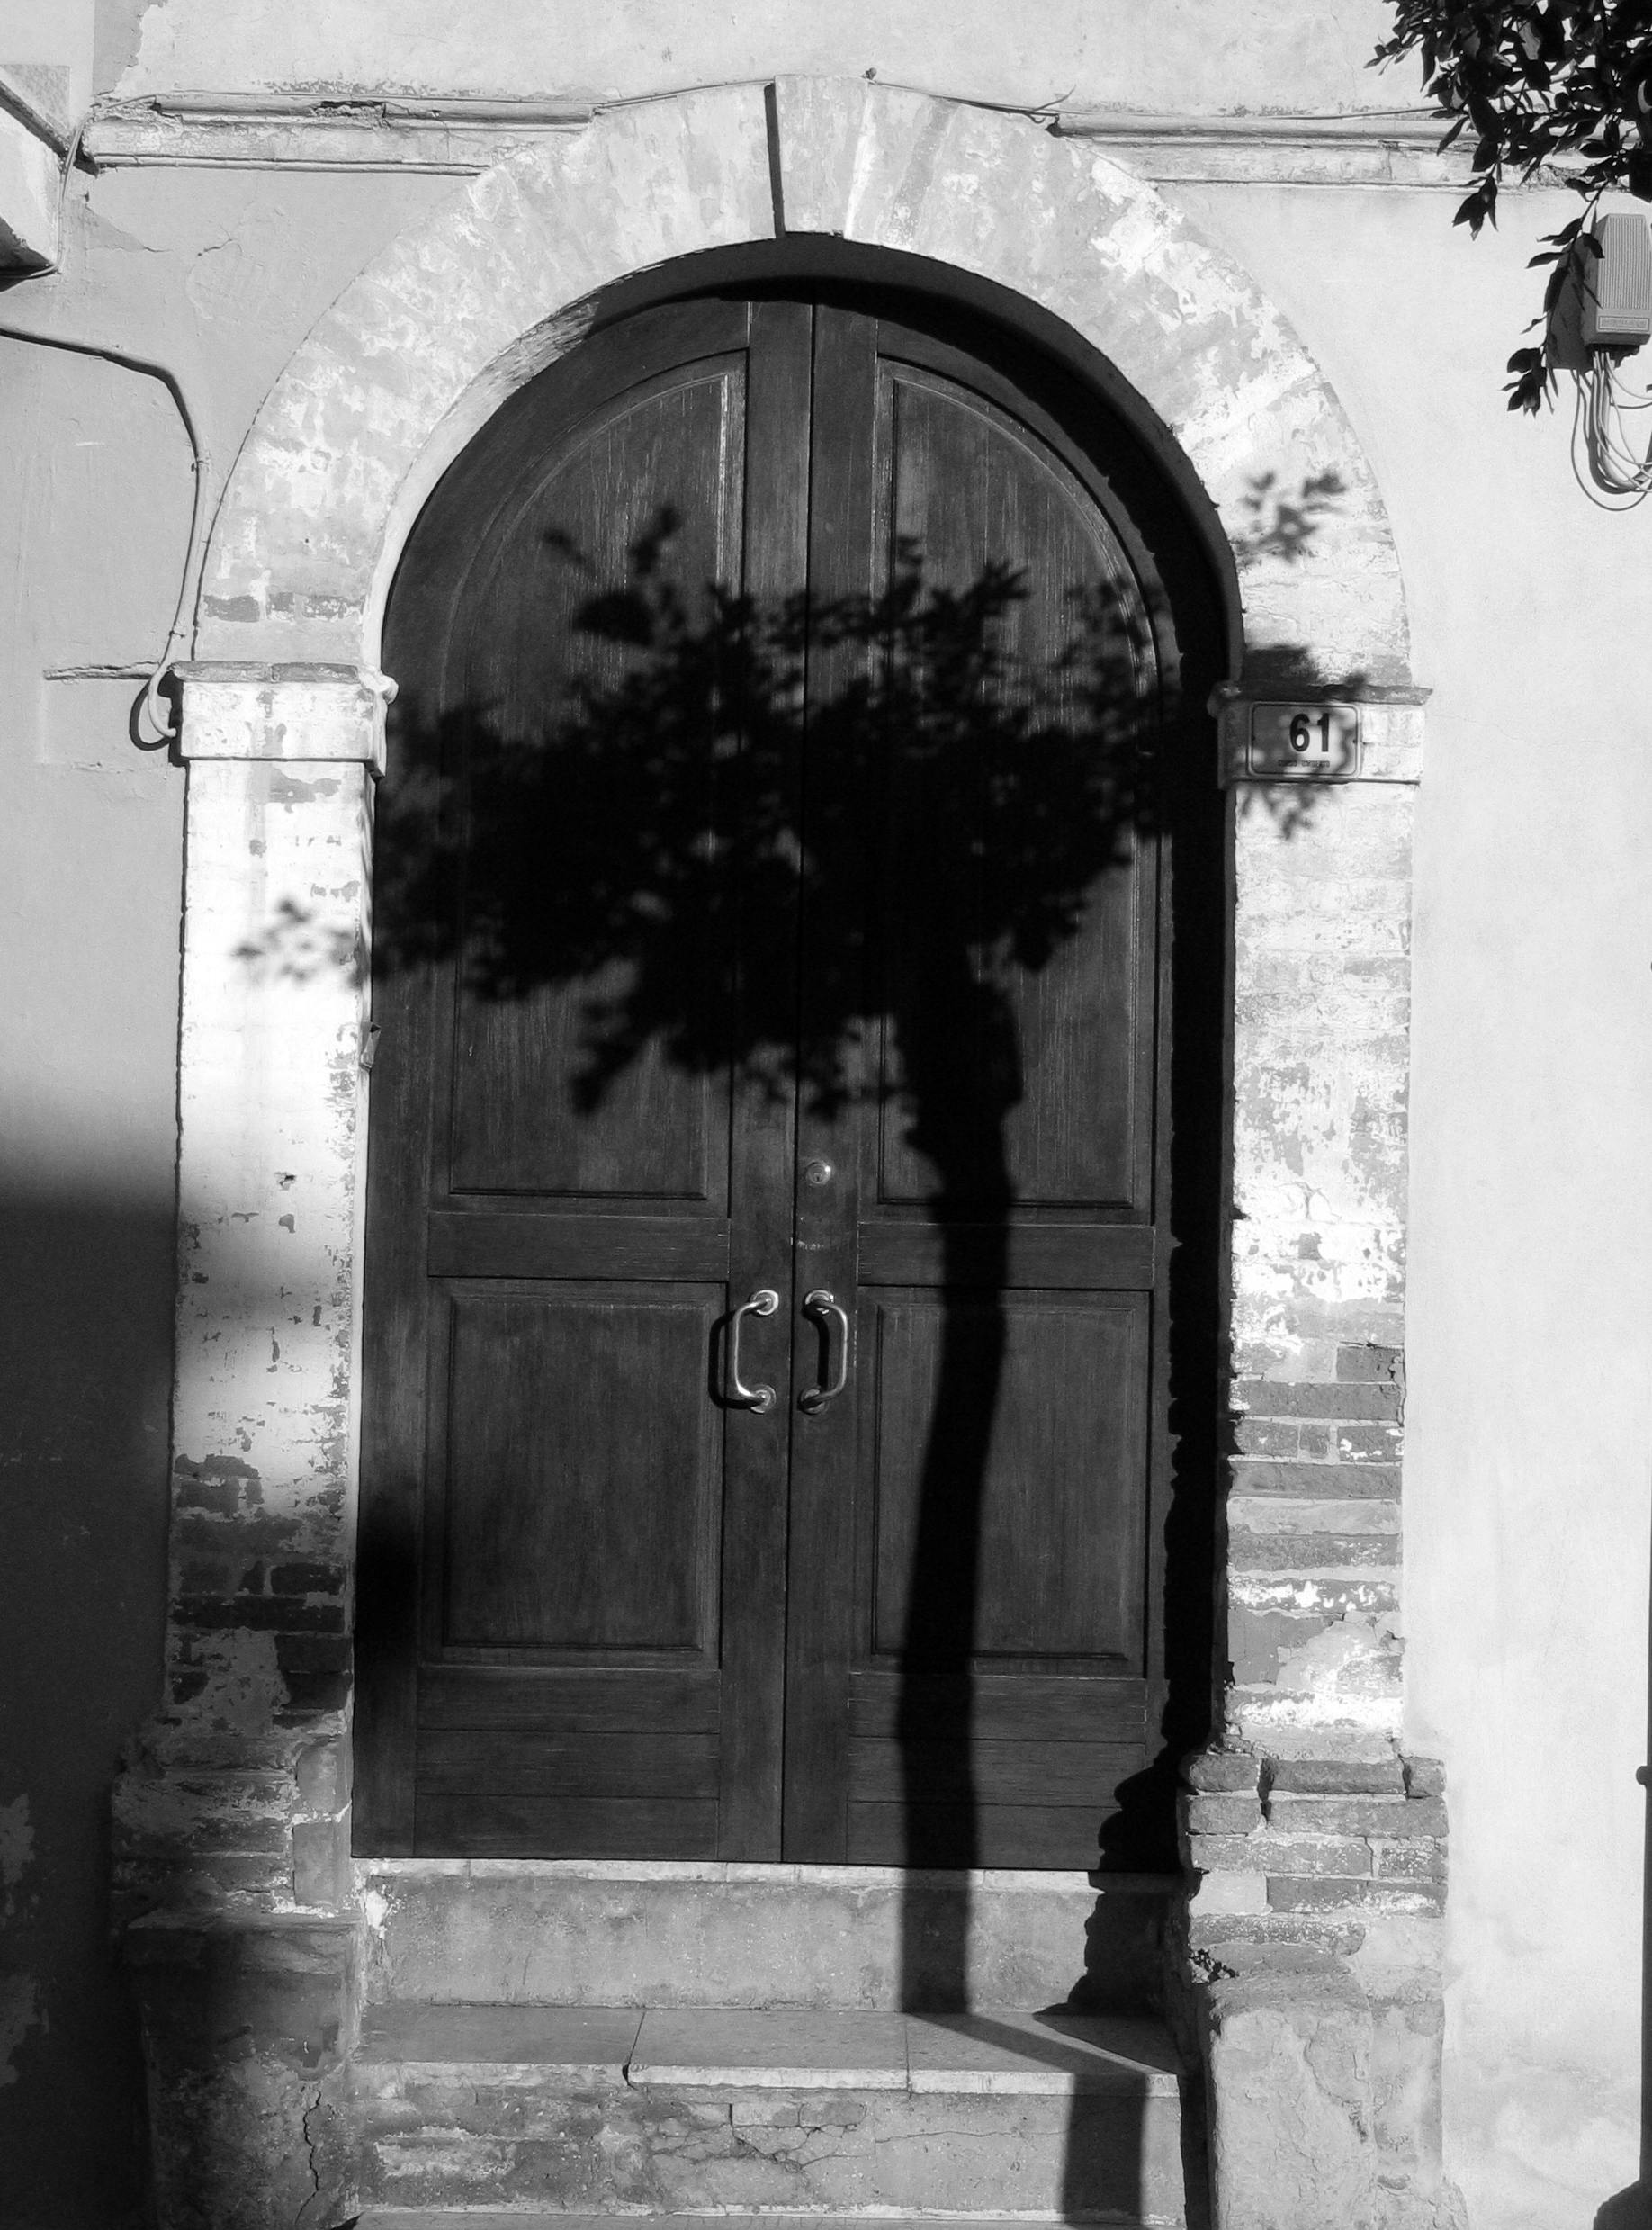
(353, 279), (1226, 1869)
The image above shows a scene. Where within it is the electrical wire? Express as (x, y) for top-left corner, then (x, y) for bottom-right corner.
(0, 118), (210, 742)
(0, 319), (211, 741)
(1572, 347), (1652, 508)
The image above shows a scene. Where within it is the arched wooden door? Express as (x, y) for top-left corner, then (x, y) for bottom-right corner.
(355, 287), (1220, 1866)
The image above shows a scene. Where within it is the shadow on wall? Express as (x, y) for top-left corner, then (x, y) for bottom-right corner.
(0, 1183), (175, 2230)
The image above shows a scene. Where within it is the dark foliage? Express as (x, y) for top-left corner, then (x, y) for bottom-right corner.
(1374, 3), (1652, 408)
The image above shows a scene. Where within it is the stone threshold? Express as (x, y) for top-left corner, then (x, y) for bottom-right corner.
(360, 1858), (1155, 1889)
(355, 2003), (1182, 2096)
(355, 2216), (1169, 2227)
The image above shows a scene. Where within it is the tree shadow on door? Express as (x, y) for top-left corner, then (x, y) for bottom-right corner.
(264, 499), (1289, 1971)
(350, 501), (1235, 1988)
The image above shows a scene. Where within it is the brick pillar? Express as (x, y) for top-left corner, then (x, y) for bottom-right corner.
(116, 662), (389, 2230)
(1172, 692), (1459, 2230)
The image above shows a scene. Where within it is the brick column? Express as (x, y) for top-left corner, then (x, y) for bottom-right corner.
(117, 662), (389, 2230)
(1186, 695), (1437, 1909)
(1171, 691), (1456, 2230)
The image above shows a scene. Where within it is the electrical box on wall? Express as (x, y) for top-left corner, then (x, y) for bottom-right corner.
(1582, 212), (1652, 350)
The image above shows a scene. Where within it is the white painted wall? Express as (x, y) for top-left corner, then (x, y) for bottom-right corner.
(1172, 175), (1652, 2228)
(104, 0), (1406, 116)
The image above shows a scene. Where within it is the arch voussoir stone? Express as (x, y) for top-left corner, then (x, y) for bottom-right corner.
(197, 74), (1409, 686)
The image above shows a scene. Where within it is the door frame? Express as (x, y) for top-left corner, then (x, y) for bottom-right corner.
(350, 281), (1229, 1868)
(135, 69), (1427, 1938)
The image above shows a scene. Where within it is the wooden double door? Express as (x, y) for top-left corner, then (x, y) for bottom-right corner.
(355, 286), (1215, 1866)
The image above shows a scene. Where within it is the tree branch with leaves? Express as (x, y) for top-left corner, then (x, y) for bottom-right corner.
(1374, 3), (1652, 409)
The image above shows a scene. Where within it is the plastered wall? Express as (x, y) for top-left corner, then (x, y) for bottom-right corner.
(1169, 178), (1652, 2226)
(1, 4), (1648, 2224)
(0, 156), (450, 2230)
(103, 0), (1405, 117)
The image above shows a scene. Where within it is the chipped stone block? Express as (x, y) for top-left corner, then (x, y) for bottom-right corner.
(1337, 1343), (1405, 1385)
(1232, 1416), (1302, 1458)
(1187, 1833), (1267, 1873)
(1270, 1757), (1406, 1795)
(294, 1738), (343, 1811)
(1188, 1869), (1271, 1918)
(1371, 1839), (1447, 1884)
(292, 1814), (350, 1910)
(1190, 1911), (1366, 1956)
(1191, 1830), (1371, 1880)
(1232, 1572), (1400, 1623)
(1232, 1377), (1405, 1423)
(1402, 1756), (1446, 1799)
(1267, 1876), (1445, 1915)
(1229, 1497), (1402, 1540)
(1229, 1458), (1402, 1498)
(1333, 1422), (1403, 1463)
(1199, 1943), (1376, 2230)
(1183, 1749), (1261, 1794)
(1230, 1605), (1326, 1684)
(1255, 1836), (1372, 1878)
(1268, 1794), (1447, 1839)
(127, 1912), (359, 2230)
(1183, 1792), (1265, 1834)
(1229, 1700), (1405, 1766)
(1230, 1529), (1400, 1570)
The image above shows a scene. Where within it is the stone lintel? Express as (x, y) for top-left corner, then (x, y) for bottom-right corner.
(174, 661), (395, 771)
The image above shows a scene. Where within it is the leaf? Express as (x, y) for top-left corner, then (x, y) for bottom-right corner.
(1505, 358), (1553, 411)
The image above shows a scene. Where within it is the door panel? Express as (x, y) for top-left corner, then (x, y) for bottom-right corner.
(448, 364), (744, 1203)
(435, 1285), (723, 1654)
(357, 286), (1209, 1868)
(866, 1293), (1148, 1665)
(871, 363), (1153, 1216)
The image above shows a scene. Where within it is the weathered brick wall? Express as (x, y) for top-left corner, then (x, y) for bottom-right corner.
(1183, 1749), (1446, 1934)
(1192, 728), (1425, 1812)
(1166, 706), (1458, 2229)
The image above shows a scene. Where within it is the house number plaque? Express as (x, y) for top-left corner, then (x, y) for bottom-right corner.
(1246, 702), (1363, 779)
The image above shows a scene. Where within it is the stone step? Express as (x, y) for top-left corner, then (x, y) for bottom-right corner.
(356, 2218), (1174, 2230)
(357, 1859), (1174, 2011)
(345, 2002), (1190, 2225)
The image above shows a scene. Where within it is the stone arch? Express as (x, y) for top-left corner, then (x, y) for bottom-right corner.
(196, 76), (1410, 688)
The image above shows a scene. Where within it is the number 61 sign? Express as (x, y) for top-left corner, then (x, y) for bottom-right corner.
(1245, 703), (1362, 779)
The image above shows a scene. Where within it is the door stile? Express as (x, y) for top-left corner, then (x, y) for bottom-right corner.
(1143, 824), (1174, 1724)
(717, 298), (815, 1857)
(780, 303), (881, 1859)
(355, 933), (437, 1853)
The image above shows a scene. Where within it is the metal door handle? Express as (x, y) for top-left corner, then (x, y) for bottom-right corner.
(799, 1290), (850, 1413)
(728, 1288), (779, 1414)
